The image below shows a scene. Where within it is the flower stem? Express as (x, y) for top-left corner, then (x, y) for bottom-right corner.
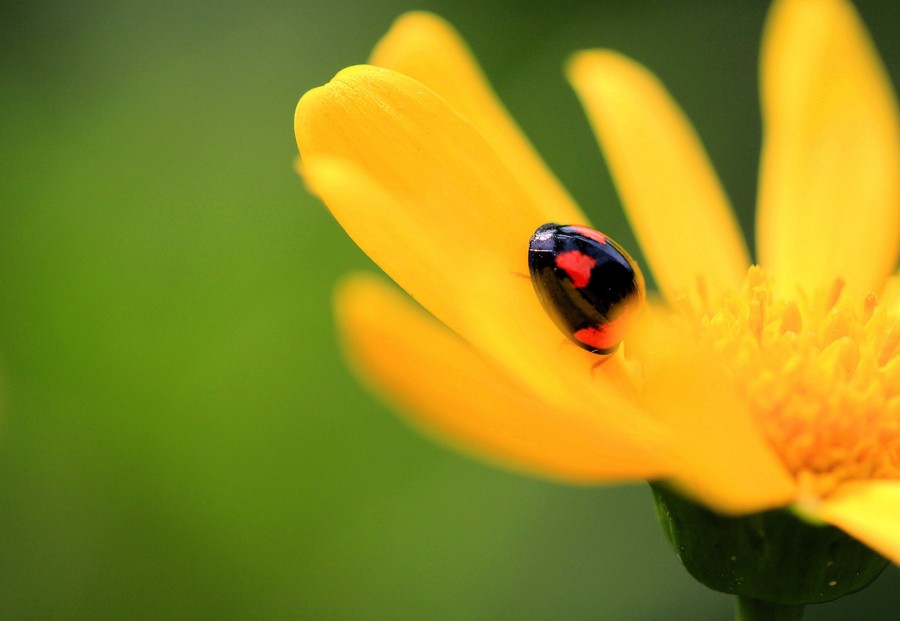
(735, 596), (804, 621)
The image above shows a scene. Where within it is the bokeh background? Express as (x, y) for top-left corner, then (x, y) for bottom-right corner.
(2, 0), (899, 618)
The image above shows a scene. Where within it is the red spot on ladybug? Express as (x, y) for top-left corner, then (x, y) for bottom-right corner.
(554, 250), (596, 288)
(528, 223), (644, 355)
(568, 225), (608, 245)
(573, 309), (631, 352)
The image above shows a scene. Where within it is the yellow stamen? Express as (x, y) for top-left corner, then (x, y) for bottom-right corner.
(675, 267), (900, 499)
(863, 292), (878, 323)
(879, 323), (900, 368)
(826, 277), (846, 311)
(781, 300), (802, 334)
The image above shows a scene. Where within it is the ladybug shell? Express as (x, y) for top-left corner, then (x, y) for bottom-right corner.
(528, 223), (644, 355)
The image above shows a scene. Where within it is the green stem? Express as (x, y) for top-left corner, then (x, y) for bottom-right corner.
(735, 596), (804, 621)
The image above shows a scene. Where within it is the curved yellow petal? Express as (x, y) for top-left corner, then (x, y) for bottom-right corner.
(335, 273), (673, 481)
(370, 12), (585, 225)
(297, 66), (661, 432)
(815, 480), (900, 565)
(758, 0), (900, 297)
(568, 51), (750, 302)
(296, 66), (548, 270)
(634, 308), (797, 514)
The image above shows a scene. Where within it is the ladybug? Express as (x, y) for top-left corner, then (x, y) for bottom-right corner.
(528, 223), (644, 355)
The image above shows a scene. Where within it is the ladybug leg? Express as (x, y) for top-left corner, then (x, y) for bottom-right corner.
(510, 271), (530, 280)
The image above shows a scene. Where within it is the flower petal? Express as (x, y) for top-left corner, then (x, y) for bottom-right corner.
(335, 273), (672, 481)
(815, 480), (900, 564)
(295, 65), (548, 274)
(634, 308), (797, 514)
(568, 51), (750, 302)
(758, 0), (900, 297)
(297, 66), (662, 433)
(370, 12), (585, 225)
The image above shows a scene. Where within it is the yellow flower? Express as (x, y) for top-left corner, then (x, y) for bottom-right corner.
(295, 0), (900, 566)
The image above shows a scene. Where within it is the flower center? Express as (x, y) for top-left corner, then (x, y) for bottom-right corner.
(675, 266), (900, 499)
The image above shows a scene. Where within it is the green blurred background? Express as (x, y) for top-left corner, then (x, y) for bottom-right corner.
(1, 0), (899, 618)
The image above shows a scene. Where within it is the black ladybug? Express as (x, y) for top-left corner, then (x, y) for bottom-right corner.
(528, 223), (644, 355)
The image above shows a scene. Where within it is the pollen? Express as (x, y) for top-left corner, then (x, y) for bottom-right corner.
(677, 266), (900, 499)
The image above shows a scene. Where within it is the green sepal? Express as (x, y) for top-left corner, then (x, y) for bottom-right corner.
(651, 483), (888, 605)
